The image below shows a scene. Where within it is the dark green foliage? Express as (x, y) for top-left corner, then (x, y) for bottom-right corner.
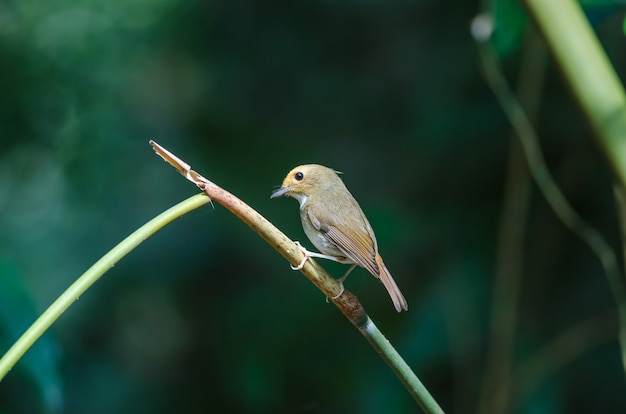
(1, 0), (626, 412)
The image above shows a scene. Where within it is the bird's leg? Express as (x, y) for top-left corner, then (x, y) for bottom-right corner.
(338, 263), (357, 283)
(331, 264), (356, 299)
(290, 241), (347, 270)
(290, 242), (354, 301)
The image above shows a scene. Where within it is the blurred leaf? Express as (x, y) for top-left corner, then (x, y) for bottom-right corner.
(580, 1), (625, 27)
(490, 0), (528, 57)
(1, 0), (626, 412)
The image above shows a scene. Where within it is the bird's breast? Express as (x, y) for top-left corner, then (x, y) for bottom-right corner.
(299, 207), (347, 259)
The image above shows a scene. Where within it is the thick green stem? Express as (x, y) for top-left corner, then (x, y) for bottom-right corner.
(522, 0), (626, 373)
(522, 0), (626, 186)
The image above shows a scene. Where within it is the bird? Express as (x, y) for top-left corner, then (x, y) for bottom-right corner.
(271, 164), (408, 312)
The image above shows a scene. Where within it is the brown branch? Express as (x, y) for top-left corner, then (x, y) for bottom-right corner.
(149, 140), (367, 325)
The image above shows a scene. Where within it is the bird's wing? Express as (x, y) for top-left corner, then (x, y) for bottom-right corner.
(307, 206), (380, 278)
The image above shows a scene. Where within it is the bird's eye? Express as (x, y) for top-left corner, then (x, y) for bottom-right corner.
(294, 171), (304, 181)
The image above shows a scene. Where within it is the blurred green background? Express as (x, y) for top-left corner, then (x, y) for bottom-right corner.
(1, 0), (626, 413)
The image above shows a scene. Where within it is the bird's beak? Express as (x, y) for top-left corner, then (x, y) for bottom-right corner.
(270, 186), (292, 199)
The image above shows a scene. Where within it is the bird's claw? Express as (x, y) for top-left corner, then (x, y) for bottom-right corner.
(325, 282), (346, 303)
(331, 282), (345, 300)
(290, 241), (310, 270)
(289, 241), (346, 301)
(290, 257), (308, 270)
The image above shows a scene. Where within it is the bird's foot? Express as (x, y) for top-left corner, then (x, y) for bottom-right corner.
(331, 282), (345, 300)
(329, 265), (354, 300)
(290, 241), (310, 270)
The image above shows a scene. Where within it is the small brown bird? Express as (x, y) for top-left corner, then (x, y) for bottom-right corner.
(271, 164), (408, 312)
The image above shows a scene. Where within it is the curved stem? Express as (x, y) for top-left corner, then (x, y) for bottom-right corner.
(0, 193), (211, 380)
(479, 28), (546, 414)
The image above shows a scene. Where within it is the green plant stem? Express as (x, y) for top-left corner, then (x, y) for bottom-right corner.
(521, 0), (626, 373)
(477, 38), (626, 374)
(361, 318), (444, 414)
(522, 0), (626, 187)
(0, 193), (211, 381)
(479, 29), (546, 414)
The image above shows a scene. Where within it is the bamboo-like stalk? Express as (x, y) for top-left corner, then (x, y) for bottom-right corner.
(521, 0), (626, 373)
(149, 141), (444, 414)
(476, 3), (626, 377)
(522, 0), (626, 186)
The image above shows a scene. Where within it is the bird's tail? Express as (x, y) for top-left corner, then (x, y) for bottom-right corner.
(375, 254), (408, 312)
